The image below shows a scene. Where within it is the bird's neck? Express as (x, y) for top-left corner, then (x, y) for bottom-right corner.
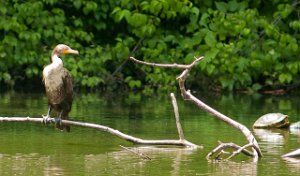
(51, 54), (63, 68)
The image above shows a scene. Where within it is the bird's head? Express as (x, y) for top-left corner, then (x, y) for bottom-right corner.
(52, 44), (79, 57)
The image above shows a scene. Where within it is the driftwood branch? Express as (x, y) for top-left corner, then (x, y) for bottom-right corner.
(0, 116), (198, 148)
(0, 93), (199, 149)
(130, 56), (262, 161)
(206, 142), (255, 160)
(171, 93), (185, 141)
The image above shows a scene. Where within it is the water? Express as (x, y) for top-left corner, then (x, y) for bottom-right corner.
(1, 91), (300, 175)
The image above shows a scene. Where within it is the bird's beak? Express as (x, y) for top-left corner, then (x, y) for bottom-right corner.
(64, 48), (79, 55)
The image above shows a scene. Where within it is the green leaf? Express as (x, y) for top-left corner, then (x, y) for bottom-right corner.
(287, 62), (298, 74)
(83, 1), (98, 15)
(200, 13), (209, 28)
(205, 31), (217, 47)
(127, 13), (148, 27)
(73, 0), (82, 9)
(252, 83), (262, 91)
(206, 64), (216, 75)
(111, 7), (121, 15)
(119, 9), (131, 21)
(215, 2), (228, 13)
(279, 73), (292, 83)
(220, 76), (234, 90)
(228, 0), (238, 12)
(205, 48), (219, 60)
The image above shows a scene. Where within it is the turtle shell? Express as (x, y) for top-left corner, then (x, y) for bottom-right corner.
(253, 113), (289, 128)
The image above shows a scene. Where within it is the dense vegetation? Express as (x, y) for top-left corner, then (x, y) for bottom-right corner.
(0, 0), (299, 93)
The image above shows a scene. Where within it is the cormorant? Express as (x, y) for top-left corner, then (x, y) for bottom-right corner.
(42, 44), (79, 132)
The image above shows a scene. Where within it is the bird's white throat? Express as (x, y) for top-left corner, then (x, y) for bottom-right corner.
(43, 55), (64, 92)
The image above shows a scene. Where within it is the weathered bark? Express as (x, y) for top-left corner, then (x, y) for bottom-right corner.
(129, 56), (262, 161)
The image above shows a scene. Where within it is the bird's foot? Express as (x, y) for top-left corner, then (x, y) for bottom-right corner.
(55, 117), (62, 127)
(42, 115), (51, 124)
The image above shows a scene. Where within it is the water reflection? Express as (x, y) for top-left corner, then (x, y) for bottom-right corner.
(209, 160), (257, 176)
(283, 157), (300, 176)
(290, 121), (300, 138)
(0, 146), (199, 175)
(84, 146), (196, 175)
(2, 91), (300, 175)
(254, 129), (288, 155)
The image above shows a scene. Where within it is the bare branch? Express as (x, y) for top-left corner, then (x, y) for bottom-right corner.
(129, 57), (190, 69)
(0, 116), (200, 148)
(206, 142), (254, 160)
(226, 143), (255, 160)
(170, 93), (185, 141)
(130, 56), (262, 160)
(129, 56), (204, 70)
(174, 58), (262, 159)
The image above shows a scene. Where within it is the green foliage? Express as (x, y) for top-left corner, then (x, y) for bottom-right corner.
(0, 0), (299, 93)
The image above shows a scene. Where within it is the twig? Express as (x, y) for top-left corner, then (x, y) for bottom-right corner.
(129, 57), (191, 69)
(112, 37), (145, 76)
(120, 145), (152, 160)
(0, 116), (200, 148)
(206, 142), (254, 160)
(226, 143), (255, 160)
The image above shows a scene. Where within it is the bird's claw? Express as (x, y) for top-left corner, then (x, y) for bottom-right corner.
(54, 118), (63, 131)
(55, 118), (62, 126)
(42, 115), (51, 124)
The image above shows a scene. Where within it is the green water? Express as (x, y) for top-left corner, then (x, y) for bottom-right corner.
(1, 91), (300, 175)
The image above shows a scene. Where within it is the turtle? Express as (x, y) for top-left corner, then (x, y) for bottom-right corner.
(253, 113), (290, 128)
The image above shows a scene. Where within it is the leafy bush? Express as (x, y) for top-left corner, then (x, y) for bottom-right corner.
(0, 0), (299, 93)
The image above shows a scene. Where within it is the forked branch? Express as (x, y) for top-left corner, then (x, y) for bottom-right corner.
(130, 56), (262, 161)
(206, 142), (255, 160)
